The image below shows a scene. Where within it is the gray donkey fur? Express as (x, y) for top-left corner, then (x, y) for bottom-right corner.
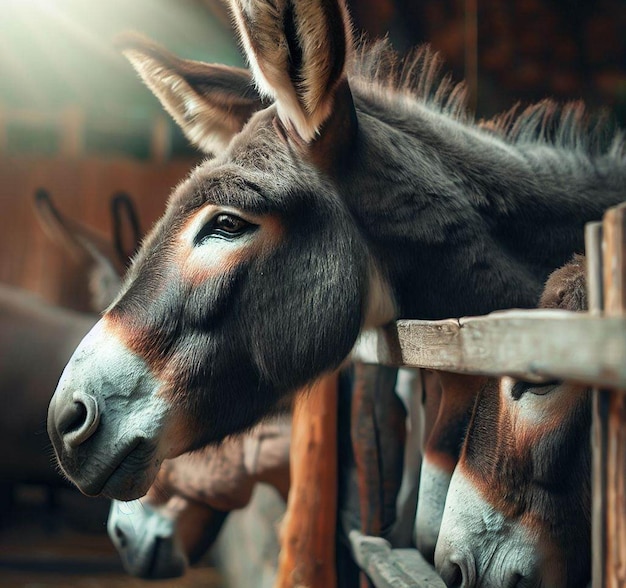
(346, 41), (624, 318)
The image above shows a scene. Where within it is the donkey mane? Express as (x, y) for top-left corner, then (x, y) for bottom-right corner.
(350, 39), (624, 158)
(350, 39), (470, 122)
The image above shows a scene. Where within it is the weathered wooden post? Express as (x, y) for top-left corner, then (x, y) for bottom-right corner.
(588, 203), (626, 588)
(276, 373), (339, 588)
(351, 364), (406, 588)
(599, 203), (626, 587)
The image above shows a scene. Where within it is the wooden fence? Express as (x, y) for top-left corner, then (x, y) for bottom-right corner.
(279, 202), (626, 587)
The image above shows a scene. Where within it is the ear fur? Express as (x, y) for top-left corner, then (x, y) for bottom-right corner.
(117, 33), (265, 154)
(228, 0), (353, 141)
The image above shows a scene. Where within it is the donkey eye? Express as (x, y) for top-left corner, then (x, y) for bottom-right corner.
(195, 213), (253, 244)
(214, 214), (249, 235)
(511, 379), (562, 400)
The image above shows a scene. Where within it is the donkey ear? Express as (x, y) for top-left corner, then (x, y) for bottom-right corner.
(33, 189), (124, 313)
(229, 0), (353, 142)
(110, 192), (142, 268)
(117, 33), (265, 154)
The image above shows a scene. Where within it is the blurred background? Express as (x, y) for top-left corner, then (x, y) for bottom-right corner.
(0, 0), (624, 586)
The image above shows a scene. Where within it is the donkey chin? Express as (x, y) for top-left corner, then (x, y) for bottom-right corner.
(47, 319), (180, 501)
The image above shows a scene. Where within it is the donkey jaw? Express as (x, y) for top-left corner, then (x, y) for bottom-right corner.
(47, 319), (180, 501)
(75, 437), (160, 501)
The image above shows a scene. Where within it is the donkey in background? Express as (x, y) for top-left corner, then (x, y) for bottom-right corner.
(436, 255), (592, 587)
(1, 191), (140, 492)
(108, 416), (291, 580)
(48, 0), (625, 584)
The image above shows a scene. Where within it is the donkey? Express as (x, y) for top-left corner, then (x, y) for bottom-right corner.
(108, 416), (290, 579)
(435, 255), (592, 587)
(0, 191), (139, 487)
(47, 0), (625, 503)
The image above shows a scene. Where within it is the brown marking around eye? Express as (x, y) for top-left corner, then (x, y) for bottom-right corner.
(510, 380), (588, 443)
(178, 206), (284, 286)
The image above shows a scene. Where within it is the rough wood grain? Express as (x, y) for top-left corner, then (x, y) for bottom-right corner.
(586, 221), (608, 588)
(276, 374), (338, 588)
(353, 310), (626, 389)
(600, 203), (626, 588)
(351, 364), (406, 588)
(349, 531), (446, 588)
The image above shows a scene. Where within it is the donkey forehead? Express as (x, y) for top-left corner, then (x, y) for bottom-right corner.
(174, 156), (331, 219)
(173, 166), (280, 216)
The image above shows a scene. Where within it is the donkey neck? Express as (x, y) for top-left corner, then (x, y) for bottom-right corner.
(341, 97), (625, 320)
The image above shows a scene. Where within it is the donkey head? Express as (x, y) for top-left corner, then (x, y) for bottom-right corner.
(48, 0), (388, 500)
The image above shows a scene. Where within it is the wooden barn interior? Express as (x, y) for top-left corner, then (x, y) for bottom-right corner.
(0, 0), (624, 586)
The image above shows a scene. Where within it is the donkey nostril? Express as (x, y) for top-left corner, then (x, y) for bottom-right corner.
(506, 573), (524, 588)
(440, 562), (464, 587)
(450, 564), (463, 588)
(58, 402), (87, 436)
(58, 393), (100, 448)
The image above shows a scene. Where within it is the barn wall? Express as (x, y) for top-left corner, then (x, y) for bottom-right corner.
(0, 156), (198, 312)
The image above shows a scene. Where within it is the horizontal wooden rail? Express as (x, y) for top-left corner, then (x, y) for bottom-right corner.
(349, 531), (445, 588)
(353, 309), (626, 389)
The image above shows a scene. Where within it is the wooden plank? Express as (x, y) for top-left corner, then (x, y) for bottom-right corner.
(353, 310), (626, 389)
(349, 531), (445, 588)
(586, 221), (608, 588)
(586, 222), (604, 318)
(276, 374), (338, 588)
(464, 0), (478, 112)
(600, 203), (626, 587)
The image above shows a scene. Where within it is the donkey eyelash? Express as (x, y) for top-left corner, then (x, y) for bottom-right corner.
(193, 214), (256, 244)
(511, 379), (563, 400)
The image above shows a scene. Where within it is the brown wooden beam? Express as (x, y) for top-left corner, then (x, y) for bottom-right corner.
(276, 373), (338, 588)
(586, 221), (607, 588)
(599, 203), (626, 587)
(350, 364), (406, 587)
